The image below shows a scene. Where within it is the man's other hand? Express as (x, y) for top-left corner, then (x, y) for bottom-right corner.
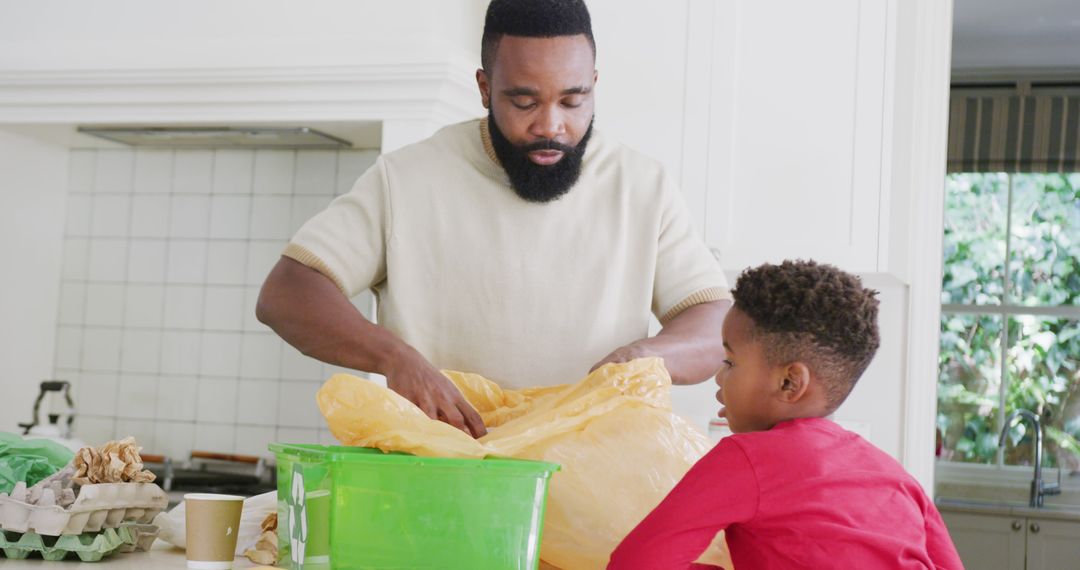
(589, 342), (656, 374)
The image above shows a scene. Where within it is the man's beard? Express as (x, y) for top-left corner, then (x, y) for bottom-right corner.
(487, 109), (594, 203)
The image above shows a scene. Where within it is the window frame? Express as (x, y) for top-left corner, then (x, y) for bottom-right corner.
(936, 172), (1080, 490)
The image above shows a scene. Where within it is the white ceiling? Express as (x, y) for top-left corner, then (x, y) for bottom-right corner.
(953, 0), (1080, 72)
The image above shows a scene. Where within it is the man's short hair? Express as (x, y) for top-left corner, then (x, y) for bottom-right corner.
(482, 0), (595, 72)
(731, 260), (880, 413)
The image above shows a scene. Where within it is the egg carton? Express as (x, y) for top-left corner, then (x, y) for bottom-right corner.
(0, 526), (137, 562)
(0, 482), (168, 536)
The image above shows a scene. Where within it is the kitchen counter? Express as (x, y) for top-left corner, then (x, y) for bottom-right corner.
(1, 541), (262, 569)
(936, 497), (1080, 522)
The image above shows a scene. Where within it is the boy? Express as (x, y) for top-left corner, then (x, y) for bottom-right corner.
(608, 260), (963, 569)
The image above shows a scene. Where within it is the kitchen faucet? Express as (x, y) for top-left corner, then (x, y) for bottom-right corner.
(998, 409), (1061, 508)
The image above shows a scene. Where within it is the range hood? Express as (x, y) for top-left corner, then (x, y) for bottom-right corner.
(76, 126), (352, 149)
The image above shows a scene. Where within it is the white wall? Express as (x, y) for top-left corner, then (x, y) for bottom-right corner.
(0, 0), (485, 70)
(46, 147), (376, 459)
(0, 131), (69, 433)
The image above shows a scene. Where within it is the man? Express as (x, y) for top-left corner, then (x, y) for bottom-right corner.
(256, 0), (730, 439)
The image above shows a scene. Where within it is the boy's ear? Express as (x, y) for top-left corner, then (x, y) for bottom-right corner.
(777, 362), (812, 403)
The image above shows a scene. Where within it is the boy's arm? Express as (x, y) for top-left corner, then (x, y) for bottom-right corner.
(923, 502), (965, 569)
(608, 438), (759, 569)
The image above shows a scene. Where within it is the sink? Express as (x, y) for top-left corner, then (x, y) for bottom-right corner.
(936, 497), (1080, 521)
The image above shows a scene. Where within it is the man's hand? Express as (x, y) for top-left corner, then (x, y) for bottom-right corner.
(589, 342), (656, 373)
(385, 348), (488, 438)
(588, 301), (731, 384)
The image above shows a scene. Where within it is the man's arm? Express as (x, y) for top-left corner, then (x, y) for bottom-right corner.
(590, 299), (730, 385)
(256, 256), (487, 437)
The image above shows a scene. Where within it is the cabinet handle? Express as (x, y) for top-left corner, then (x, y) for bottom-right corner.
(1011, 520), (1023, 531)
(1030, 522), (1040, 533)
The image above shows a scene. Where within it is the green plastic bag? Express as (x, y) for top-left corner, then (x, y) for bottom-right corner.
(0, 431), (75, 495)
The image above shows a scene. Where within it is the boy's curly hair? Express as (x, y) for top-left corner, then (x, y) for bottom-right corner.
(731, 260), (880, 413)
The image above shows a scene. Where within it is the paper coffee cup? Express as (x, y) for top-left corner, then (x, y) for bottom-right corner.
(185, 493), (245, 570)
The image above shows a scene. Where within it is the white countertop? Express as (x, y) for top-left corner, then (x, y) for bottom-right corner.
(1, 541), (262, 569)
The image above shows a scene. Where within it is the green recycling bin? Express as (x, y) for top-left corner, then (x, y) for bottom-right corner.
(270, 443), (559, 570)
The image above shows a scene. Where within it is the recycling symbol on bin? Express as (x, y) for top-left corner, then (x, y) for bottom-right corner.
(288, 465), (308, 569)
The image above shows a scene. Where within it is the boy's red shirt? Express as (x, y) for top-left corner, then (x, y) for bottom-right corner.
(609, 417), (963, 569)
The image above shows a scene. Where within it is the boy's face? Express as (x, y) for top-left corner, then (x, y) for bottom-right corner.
(715, 307), (784, 433)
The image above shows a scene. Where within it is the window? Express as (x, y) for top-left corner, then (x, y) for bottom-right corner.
(936, 172), (1080, 472)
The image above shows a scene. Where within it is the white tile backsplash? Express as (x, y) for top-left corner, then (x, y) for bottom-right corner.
(294, 151), (337, 195)
(154, 421), (195, 461)
(208, 195), (251, 239)
(206, 242), (248, 285)
(134, 150), (173, 194)
(212, 150), (254, 194)
(81, 329), (123, 371)
(194, 422), (236, 454)
(172, 150), (214, 194)
(280, 345), (324, 382)
(65, 194), (93, 235)
(253, 150), (295, 195)
(57, 148), (374, 461)
(84, 283), (125, 327)
(166, 240), (208, 283)
(130, 195), (171, 238)
(120, 330), (162, 374)
(87, 239), (128, 282)
(250, 196), (292, 240)
(116, 374), (158, 420)
(246, 241), (285, 285)
(61, 238), (90, 280)
(126, 240), (167, 283)
(163, 285), (204, 329)
(276, 427), (318, 445)
(277, 381), (322, 428)
(54, 327), (83, 369)
(58, 282), (86, 325)
(235, 425), (276, 458)
(290, 196), (330, 235)
(336, 150), (377, 195)
(68, 150), (97, 193)
(160, 331), (202, 375)
(241, 334), (282, 379)
(76, 416), (117, 447)
(202, 287), (245, 331)
(94, 150), (134, 193)
(169, 195), (210, 238)
(196, 377), (238, 423)
(199, 332), (242, 377)
(123, 285), (165, 328)
(77, 372), (119, 416)
(156, 376), (199, 422)
(236, 379), (279, 426)
(90, 195), (131, 237)
(115, 419), (156, 452)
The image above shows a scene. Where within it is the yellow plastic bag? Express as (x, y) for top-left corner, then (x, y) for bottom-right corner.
(317, 357), (728, 570)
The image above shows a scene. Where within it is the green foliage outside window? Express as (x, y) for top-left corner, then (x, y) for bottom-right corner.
(937, 173), (1080, 469)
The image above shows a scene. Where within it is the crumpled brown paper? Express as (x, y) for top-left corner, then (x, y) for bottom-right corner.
(73, 437), (156, 485)
(243, 512), (278, 565)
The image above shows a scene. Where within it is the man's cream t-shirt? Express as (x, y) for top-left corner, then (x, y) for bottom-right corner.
(284, 118), (730, 389)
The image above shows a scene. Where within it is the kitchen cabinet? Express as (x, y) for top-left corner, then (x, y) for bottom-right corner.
(942, 511), (1080, 570)
(687, 0), (903, 275)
